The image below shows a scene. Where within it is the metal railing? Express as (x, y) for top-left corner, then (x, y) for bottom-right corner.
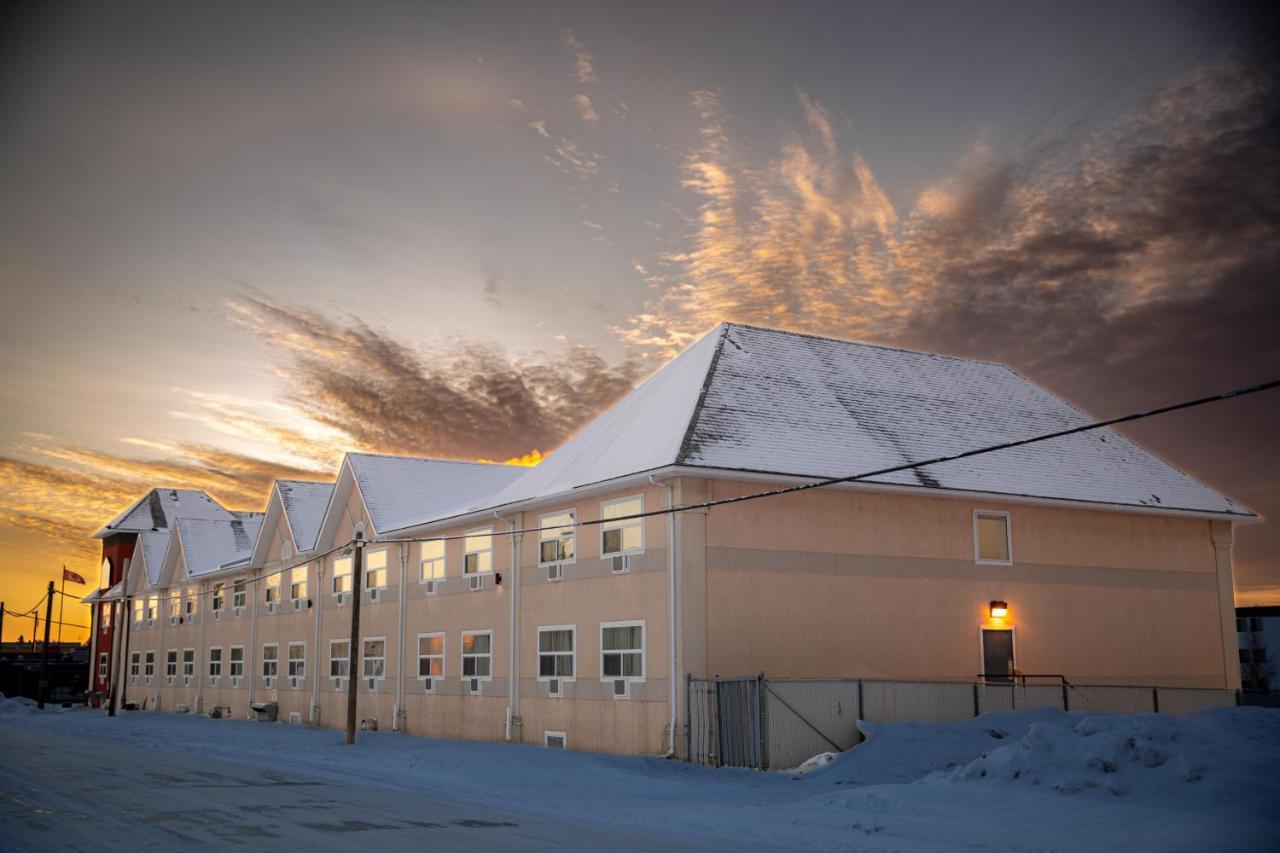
(687, 674), (1239, 770)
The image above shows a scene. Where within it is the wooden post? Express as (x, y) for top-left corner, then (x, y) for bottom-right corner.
(37, 581), (54, 708)
(344, 533), (365, 745)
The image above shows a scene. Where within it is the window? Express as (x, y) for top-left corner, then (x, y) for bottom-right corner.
(166, 650), (178, 677)
(291, 566), (308, 601)
(362, 638), (386, 679)
(144, 651), (155, 677)
(169, 595), (181, 620)
(365, 549), (388, 589)
(145, 597), (156, 621)
(974, 511), (1012, 564)
(461, 631), (492, 679)
(601, 496), (643, 555)
(229, 646), (244, 678)
(417, 633), (444, 678)
(265, 572), (281, 603)
(463, 529), (493, 574)
(133, 599), (144, 623)
(103, 603), (113, 630)
(232, 578), (247, 609)
(601, 622), (644, 679)
(209, 647), (223, 677)
(288, 642), (306, 678)
(538, 626), (575, 679)
(262, 643), (279, 679)
(329, 639), (350, 678)
(420, 540), (446, 583)
(332, 556), (352, 594)
(130, 651), (140, 677)
(212, 582), (225, 612)
(1237, 617), (1246, 632)
(539, 511), (576, 564)
(99, 557), (112, 590)
(182, 648), (195, 677)
(98, 653), (108, 679)
(545, 731), (567, 749)
(184, 587), (197, 616)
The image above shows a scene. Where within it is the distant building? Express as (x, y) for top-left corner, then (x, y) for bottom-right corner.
(1237, 606), (1279, 692)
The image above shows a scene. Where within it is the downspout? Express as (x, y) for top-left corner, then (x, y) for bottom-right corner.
(156, 590), (166, 709)
(650, 475), (678, 757)
(311, 561), (324, 724)
(501, 512), (519, 742)
(247, 568), (259, 717)
(197, 580), (208, 713)
(395, 543), (408, 731)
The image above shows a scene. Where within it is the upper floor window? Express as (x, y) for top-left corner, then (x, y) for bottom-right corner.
(290, 566), (308, 601)
(145, 597), (155, 621)
(420, 540), (445, 582)
(184, 587), (197, 615)
(99, 558), (112, 590)
(464, 528), (493, 575)
(540, 511), (576, 564)
(974, 511), (1012, 564)
(232, 578), (247, 609)
(265, 572), (281, 603)
(332, 556), (352, 594)
(212, 582), (225, 612)
(601, 496), (643, 556)
(133, 599), (144, 623)
(365, 549), (388, 589)
(168, 594), (180, 620)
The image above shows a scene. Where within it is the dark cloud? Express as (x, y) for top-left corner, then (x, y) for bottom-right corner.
(233, 295), (644, 461)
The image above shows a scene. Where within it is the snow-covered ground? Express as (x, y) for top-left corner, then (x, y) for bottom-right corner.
(2, 698), (1277, 851)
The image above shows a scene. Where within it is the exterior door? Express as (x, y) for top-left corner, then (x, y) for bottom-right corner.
(982, 628), (1015, 682)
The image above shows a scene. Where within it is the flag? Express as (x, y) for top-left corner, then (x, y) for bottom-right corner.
(62, 567), (86, 585)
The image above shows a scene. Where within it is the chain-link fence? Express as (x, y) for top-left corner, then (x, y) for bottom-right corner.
(688, 675), (1239, 770)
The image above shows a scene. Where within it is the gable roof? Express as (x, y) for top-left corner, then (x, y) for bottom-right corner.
(277, 480), (334, 552)
(171, 515), (265, 579)
(466, 322), (1249, 520)
(134, 530), (172, 588)
(92, 488), (235, 538)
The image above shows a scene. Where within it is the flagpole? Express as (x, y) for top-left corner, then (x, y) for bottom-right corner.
(58, 567), (65, 646)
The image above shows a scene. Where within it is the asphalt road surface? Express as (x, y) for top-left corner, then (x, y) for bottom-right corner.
(0, 727), (717, 851)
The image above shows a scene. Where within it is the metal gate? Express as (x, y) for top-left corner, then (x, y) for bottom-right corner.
(687, 675), (764, 768)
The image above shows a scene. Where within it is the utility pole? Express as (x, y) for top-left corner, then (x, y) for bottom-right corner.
(108, 598), (125, 718)
(0, 601), (5, 649)
(57, 568), (66, 646)
(344, 531), (365, 745)
(37, 581), (54, 709)
(32, 612), (38, 652)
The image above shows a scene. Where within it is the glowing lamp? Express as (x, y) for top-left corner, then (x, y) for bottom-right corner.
(989, 600), (1009, 619)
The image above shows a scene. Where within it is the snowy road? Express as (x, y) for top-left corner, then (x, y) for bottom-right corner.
(0, 727), (714, 852)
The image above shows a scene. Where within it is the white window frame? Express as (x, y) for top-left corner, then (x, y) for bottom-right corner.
(416, 632), (445, 682)
(168, 595), (181, 620)
(98, 653), (108, 679)
(332, 556), (353, 594)
(973, 509), (1013, 565)
(208, 646), (223, 678)
(362, 636), (387, 680)
(182, 648), (195, 677)
(537, 624), (577, 681)
(144, 650), (155, 678)
(165, 650), (178, 677)
(460, 629), (493, 681)
(329, 639), (350, 679)
(600, 495), (644, 556)
(544, 730), (568, 749)
(129, 651), (141, 677)
(600, 620), (646, 682)
(290, 566), (308, 602)
(232, 578), (247, 609)
(212, 582), (225, 613)
(539, 511), (577, 566)
(419, 540), (446, 585)
(463, 528), (494, 575)
(229, 645), (245, 678)
(145, 597), (156, 621)
(264, 572), (281, 603)
(133, 599), (145, 624)
(288, 641), (306, 679)
(184, 587), (197, 616)
(364, 548), (389, 589)
(262, 643), (279, 679)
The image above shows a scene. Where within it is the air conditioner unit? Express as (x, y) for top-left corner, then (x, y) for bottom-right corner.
(611, 555), (630, 574)
(333, 592), (348, 606)
(231, 676), (241, 688)
(213, 610), (221, 621)
(469, 677), (481, 694)
(233, 606), (244, 617)
(210, 676), (219, 687)
(292, 599), (303, 611)
(290, 676), (301, 689)
(367, 677), (378, 691)
(369, 588), (380, 602)
(332, 677), (344, 690)
(264, 676), (274, 689)
(423, 580), (437, 595)
(184, 675), (192, 686)
(468, 575), (482, 592)
(547, 563), (563, 582)
(612, 678), (630, 698)
(360, 718), (378, 732)
(548, 678), (562, 697)
(166, 676), (175, 685)
(423, 677), (434, 692)
(148, 619), (155, 627)
(145, 675), (153, 684)
(545, 732), (566, 749)
(131, 675), (139, 685)
(289, 712), (302, 726)
(170, 616), (179, 625)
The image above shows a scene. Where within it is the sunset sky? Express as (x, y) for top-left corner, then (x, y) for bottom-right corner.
(2, 1), (1277, 642)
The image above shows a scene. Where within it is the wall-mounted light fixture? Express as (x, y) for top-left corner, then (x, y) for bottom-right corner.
(989, 600), (1008, 619)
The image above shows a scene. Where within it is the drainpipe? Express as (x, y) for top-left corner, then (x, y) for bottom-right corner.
(650, 475), (678, 757)
(247, 568), (259, 717)
(311, 561), (325, 724)
(395, 543), (408, 731)
(500, 512), (520, 742)
(156, 590), (166, 709)
(197, 580), (208, 714)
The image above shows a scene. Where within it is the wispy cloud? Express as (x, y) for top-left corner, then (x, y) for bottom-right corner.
(575, 93), (599, 125)
(560, 29), (597, 84)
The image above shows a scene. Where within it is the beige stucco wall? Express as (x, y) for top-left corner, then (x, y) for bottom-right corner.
(699, 479), (1238, 688)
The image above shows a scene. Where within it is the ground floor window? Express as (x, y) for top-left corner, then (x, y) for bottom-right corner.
(182, 649), (195, 677)
(288, 642), (306, 678)
(330, 639), (350, 678)
(166, 650), (177, 677)
(362, 638), (386, 679)
(417, 633), (444, 678)
(461, 631), (492, 678)
(144, 651), (155, 677)
(262, 643), (278, 679)
(601, 622), (644, 679)
(538, 626), (575, 678)
(209, 647), (223, 677)
(230, 646), (244, 677)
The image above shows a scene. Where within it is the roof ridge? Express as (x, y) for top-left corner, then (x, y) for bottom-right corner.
(722, 322), (1004, 367)
(346, 450), (522, 468)
(675, 324), (730, 465)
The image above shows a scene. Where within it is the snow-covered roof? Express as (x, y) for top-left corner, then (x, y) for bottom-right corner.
(343, 453), (525, 535)
(173, 515), (265, 578)
(81, 582), (123, 604)
(466, 322), (1248, 519)
(277, 480), (334, 552)
(135, 530), (172, 588)
(92, 488), (235, 538)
